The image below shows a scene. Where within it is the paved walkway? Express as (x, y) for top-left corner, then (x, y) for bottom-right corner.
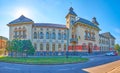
(83, 60), (120, 73)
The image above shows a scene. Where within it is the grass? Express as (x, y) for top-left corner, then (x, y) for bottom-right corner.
(0, 56), (88, 64)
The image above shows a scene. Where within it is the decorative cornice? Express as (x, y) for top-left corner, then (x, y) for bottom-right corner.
(7, 22), (33, 26)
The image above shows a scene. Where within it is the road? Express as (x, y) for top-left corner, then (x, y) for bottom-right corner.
(0, 55), (120, 73)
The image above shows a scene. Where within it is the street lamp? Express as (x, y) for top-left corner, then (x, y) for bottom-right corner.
(0, 36), (2, 49)
(66, 29), (69, 58)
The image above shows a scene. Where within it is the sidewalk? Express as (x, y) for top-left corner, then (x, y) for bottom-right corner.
(83, 60), (120, 73)
(82, 54), (105, 58)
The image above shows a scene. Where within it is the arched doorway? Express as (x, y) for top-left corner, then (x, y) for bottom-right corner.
(88, 43), (93, 53)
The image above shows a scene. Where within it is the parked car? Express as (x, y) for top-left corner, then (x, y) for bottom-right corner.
(105, 51), (118, 56)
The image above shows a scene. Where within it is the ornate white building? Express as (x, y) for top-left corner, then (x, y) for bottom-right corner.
(7, 7), (115, 55)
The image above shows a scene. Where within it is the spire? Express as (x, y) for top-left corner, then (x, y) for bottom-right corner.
(69, 7), (73, 11)
(19, 15), (26, 20)
(66, 7), (77, 18)
(92, 17), (99, 25)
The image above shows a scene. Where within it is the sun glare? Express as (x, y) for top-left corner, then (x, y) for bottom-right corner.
(14, 8), (30, 18)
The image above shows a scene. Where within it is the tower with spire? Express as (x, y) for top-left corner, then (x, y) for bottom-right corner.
(65, 7), (77, 28)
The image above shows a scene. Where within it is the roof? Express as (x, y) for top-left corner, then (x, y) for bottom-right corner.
(0, 36), (8, 40)
(99, 34), (108, 39)
(100, 32), (115, 39)
(66, 7), (77, 17)
(9, 15), (33, 24)
(33, 23), (67, 29)
(92, 17), (99, 25)
(75, 17), (100, 29)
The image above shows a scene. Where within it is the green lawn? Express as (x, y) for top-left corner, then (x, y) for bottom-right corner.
(0, 57), (88, 64)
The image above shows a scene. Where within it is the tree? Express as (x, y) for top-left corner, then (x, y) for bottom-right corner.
(22, 40), (35, 56)
(6, 41), (14, 56)
(114, 44), (120, 51)
(6, 39), (35, 57)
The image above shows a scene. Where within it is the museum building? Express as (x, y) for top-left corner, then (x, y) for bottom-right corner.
(7, 7), (115, 55)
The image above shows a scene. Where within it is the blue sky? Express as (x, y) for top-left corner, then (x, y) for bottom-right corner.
(0, 0), (120, 44)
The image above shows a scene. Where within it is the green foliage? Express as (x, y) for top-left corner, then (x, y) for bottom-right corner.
(114, 44), (120, 52)
(6, 39), (35, 57)
(6, 41), (12, 52)
(23, 40), (35, 55)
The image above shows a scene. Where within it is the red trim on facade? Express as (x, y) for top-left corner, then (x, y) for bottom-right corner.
(68, 45), (100, 51)
(96, 46), (100, 50)
(110, 48), (113, 51)
(68, 45), (82, 51)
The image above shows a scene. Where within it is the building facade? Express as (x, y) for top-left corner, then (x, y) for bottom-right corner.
(99, 32), (115, 52)
(7, 7), (115, 54)
(0, 36), (8, 56)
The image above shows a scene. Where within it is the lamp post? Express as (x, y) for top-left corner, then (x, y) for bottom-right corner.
(66, 29), (69, 58)
(0, 37), (1, 49)
(0, 36), (2, 49)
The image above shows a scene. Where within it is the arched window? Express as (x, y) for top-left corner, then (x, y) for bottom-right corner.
(14, 31), (17, 35)
(14, 28), (18, 39)
(58, 33), (61, 40)
(34, 27), (36, 30)
(46, 32), (49, 39)
(63, 33), (66, 40)
(48, 32), (51, 39)
(14, 28), (17, 31)
(91, 32), (95, 40)
(52, 32), (56, 39)
(84, 31), (88, 39)
(53, 28), (55, 31)
(88, 32), (91, 39)
(52, 43), (55, 52)
(46, 28), (49, 31)
(64, 44), (66, 51)
(34, 43), (37, 50)
(46, 43), (49, 51)
(23, 27), (26, 38)
(34, 32), (37, 39)
(58, 44), (61, 51)
(40, 32), (44, 39)
(23, 31), (26, 38)
(14, 31), (17, 38)
(19, 31), (21, 38)
(19, 27), (21, 36)
(40, 28), (43, 31)
(40, 43), (43, 51)
(23, 27), (26, 30)
(19, 27), (21, 30)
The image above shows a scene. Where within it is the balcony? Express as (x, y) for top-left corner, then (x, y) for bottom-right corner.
(70, 38), (78, 43)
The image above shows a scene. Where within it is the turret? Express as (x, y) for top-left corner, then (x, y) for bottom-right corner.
(92, 17), (99, 26)
(65, 7), (77, 28)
